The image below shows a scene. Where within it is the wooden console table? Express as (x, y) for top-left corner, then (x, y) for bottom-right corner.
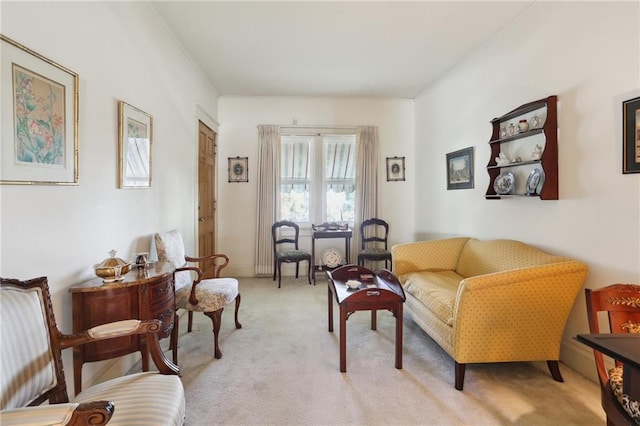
(311, 227), (352, 284)
(68, 261), (175, 395)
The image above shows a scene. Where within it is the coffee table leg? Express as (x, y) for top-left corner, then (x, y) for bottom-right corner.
(340, 305), (347, 372)
(395, 304), (403, 369)
(371, 309), (377, 330)
(328, 286), (333, 332)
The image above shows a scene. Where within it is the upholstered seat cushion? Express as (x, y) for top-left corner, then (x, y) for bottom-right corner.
(73, 372), (185, 426)
(359, 247), (391, 260)
(401, 270), (462, 326)
(275, 250), (311, 262)
(175, 277), (239, 312)
(609, 366), (640, 423)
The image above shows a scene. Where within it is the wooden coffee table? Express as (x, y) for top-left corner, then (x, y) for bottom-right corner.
(326, 264), (406, 372)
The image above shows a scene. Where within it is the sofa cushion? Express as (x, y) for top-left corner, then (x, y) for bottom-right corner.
(402, 270), (463, 326)
(456, 238), (566, 278)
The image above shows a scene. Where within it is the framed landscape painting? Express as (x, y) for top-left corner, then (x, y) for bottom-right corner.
(623, 96), (640, 174)
(1, 35), (79, 185)
(446, 146), (474, 190)
(118, 101), (153, 188)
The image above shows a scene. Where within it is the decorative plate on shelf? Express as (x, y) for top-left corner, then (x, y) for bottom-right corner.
(525, 168), (545, 196)
(322, 248), (343, 268)
(493, 171), (515, 195)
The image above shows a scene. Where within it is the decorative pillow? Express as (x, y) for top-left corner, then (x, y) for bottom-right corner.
(608, 366), (640, 424)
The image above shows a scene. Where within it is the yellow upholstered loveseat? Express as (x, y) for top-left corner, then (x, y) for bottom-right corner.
(391, 237), (588, 390)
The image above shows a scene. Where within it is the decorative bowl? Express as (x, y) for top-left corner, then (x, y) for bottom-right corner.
(94, 250), (131, 278)
(345, 280), (361, 289)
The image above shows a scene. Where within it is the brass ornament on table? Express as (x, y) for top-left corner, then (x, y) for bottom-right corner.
(94, 249), (131, 279)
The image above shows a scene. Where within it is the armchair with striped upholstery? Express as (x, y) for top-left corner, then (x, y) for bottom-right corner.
(0, 276), (185, 425)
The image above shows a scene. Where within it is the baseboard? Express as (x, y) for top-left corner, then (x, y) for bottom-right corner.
(560, 336), (598, 383)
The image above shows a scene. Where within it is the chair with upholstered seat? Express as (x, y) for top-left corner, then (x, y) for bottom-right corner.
(358, 218), (392, 271)
(155, 229), (241, 363)
(0, 276), (185, 425)
(272, 220), (312, 288)
(585, 283), (640, 425)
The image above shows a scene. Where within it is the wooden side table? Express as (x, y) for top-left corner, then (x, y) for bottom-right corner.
(312, 227), (352, 284)
(68, 261), (175, 395)
(326, 264), (405, 372)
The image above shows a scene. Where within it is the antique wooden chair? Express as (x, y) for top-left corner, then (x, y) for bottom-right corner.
(272, 220), (312, 288)
(155, 229), (241, 362)
(585, 283), (640, 425)
(358, 218), (392, 271)
(0, 276), (185, 425)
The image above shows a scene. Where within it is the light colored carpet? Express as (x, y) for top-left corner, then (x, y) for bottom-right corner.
(133, 276), (605, 425)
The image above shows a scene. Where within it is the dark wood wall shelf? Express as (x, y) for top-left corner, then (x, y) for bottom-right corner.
(485, 95), (558, 200)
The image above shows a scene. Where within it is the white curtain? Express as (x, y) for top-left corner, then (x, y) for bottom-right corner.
(255, 125), (280, 276)
(353, 126), (379, 262)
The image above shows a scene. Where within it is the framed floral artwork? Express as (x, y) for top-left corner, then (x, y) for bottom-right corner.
(228, 156), (248, 182)
(623, 96), (640, 174)
(118, 101), (152, 188)
(1, 35), (79, 185)
(446, 146), (474, 190)
(386, 156), (406, 182)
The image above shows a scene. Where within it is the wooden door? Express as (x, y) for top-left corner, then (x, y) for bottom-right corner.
(198, 121), (217, 279)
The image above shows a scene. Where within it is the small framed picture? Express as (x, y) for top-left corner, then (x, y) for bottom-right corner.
(446, 147), (474, 190)
(623, 96), (640, 174)
(228, 156), (248, 182)
(118, 101), (152, 188)
(386, 156), (405, 182)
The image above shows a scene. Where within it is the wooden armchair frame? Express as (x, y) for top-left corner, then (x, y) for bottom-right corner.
(1, 276), (183, 425)
(585, 283), (640, 426)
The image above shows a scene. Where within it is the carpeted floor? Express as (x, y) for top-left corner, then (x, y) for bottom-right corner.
(133, 276), (605, 425)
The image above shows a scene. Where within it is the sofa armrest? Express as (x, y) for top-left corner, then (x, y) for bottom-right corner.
(452, 260), (588, 363)
(392, 237), (469, 277)
(1, 401), (114, 425)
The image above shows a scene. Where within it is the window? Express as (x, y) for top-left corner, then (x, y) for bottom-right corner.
(280, 133), (356, 226)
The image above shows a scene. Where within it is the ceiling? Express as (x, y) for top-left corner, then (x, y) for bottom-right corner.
(149, 1), (534, 99)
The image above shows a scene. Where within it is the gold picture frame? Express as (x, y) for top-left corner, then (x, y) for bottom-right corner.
(1, 35), (79, 185)
(118, 101), (152, 188)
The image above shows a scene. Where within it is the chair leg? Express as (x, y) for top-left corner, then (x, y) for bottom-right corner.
(204, 308), (224, 359)
(171, 312), (179, 365)
(307, 259), (312, 285)
(455, 361), (466, 390)
(547, 360), (564, 382)
(295, 262), (300, 279)
(277, 261), (282, 288)
(273, 259), (277, 281)
(187, 311), (194, 332)
(234, 294), (242, 329)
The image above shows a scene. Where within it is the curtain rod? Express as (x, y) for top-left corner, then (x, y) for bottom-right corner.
(258, 124), (361, 130)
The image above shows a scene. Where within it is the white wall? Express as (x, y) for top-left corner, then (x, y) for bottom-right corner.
(217, 96), (415, 276)
(414, 1), (639, 380)
(0, 2), (219, 389)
